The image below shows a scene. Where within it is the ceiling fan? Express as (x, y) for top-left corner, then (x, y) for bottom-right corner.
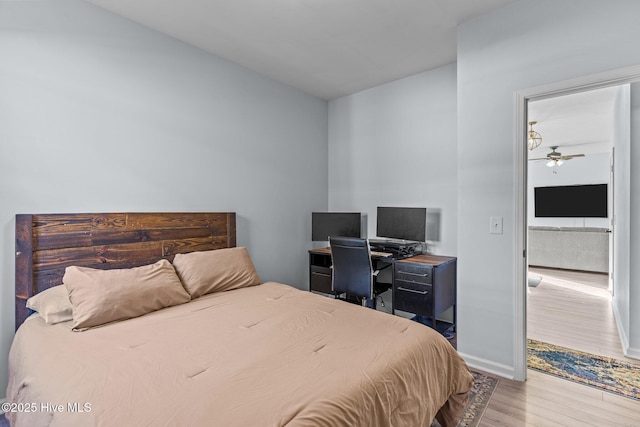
(530, 146), (585, 167)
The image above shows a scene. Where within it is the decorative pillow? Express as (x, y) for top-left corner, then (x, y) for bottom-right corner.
(26, 285), (73, 325)
(64, 259), (191, 331)
(172, 247), (261, 298)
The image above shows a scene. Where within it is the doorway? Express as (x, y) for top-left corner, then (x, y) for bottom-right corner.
(526, 86), (619, 362)
(514, 65), (640, 381)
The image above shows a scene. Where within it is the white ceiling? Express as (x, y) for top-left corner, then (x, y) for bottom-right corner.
(527, 86), (619, 158)
(84, 0), (518, 100)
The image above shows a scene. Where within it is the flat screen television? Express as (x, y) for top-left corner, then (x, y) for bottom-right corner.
(311, 212), (361, 241)
(534, 184), (608, 218)
(376, 207), (426, 242)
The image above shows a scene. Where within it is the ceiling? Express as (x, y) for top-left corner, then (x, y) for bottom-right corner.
(80, 0), (619, 153)
(84, 0), (518, 100)
(527, 86), (619, 159)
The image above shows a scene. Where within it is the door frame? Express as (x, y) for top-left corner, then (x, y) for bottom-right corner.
(609, 148), (615, 294)
(513, 64), (640, 381)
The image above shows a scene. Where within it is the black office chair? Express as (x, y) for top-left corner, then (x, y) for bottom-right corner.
(329, 236), (382, 309)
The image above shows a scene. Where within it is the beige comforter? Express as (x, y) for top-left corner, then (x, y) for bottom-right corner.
(7, 282), (473, 427)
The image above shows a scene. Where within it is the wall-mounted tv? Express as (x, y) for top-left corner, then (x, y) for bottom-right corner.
(311, 212), (361, 241)
(534, 184), (608, 218)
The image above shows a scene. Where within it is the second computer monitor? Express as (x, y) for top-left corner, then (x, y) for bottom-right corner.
(376, 207), (426, 242)
(312, 212), (361, 241)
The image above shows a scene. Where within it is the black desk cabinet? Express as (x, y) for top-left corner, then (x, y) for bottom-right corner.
(309, 248), (457, 335)
(393, 255), (457, 335)
(309, 248), (333, 294)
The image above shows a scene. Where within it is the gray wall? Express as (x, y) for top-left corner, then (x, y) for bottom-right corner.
(328, 63), (458, 256)
(0, 1), (328, 394)
(457, 0), (640, 375)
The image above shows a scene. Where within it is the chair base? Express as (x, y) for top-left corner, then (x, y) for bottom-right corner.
(336, 293), (376, 309)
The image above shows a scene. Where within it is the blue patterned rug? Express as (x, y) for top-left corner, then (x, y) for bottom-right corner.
(528, 339), (640, 400)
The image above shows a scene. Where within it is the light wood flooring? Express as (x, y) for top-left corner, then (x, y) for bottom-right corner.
(477, 267), (640, 427)
(527, 267), (638, 366)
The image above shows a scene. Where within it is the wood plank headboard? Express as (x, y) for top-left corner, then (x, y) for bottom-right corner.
(15, 212), (236, 330)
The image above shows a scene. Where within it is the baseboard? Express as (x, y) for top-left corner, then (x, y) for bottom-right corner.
(610, 300), (640, 360)
(626, 346), (640, 360)
(458, 352), (516, 380)
(611, 299), (631, 353)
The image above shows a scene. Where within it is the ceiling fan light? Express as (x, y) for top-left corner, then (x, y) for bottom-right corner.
(556, 159), (564, 166)
(546, 160), (555, 167)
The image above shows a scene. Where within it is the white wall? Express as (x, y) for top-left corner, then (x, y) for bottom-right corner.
(457, 0), (640, 376)
(612, 85), (631, 352)
(528, 153), (610, 229)
(0, 0), (328, 394)
(328, 63), (457, 256)
(629, 83), (640, 357)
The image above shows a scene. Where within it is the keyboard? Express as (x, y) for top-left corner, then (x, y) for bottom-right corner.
(370, 250), (393, 258)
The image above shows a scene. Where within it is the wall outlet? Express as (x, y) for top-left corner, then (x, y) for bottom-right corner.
(490, 216), (503, 234)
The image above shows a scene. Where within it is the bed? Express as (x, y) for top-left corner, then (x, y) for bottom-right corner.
(7, 212), (473, 427)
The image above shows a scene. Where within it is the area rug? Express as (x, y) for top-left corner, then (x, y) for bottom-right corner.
(432, 370), (499, 427)
(527, 339), (640, 400)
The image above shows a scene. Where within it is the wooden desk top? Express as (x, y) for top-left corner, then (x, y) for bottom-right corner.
(309, 247), (332, 255)
(309, 246), (393, 259)
(309, 247), (455, 265)
(397, 254), (456, 266)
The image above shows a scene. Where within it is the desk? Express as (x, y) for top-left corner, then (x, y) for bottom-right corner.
(308, 249), (457, 335)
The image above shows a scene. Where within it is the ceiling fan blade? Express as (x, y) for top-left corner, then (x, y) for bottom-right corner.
(528, 157), (549, 161)
(559, 154), (585, 160)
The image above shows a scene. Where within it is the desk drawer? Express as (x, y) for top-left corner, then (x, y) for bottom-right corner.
(310, 266), (332, 294)
(395, 263), (432, 284)
(394, 280), (432, 315)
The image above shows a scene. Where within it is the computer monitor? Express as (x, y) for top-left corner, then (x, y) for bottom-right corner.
(311, 212), (361, 241)
(376, 207), (426, 242)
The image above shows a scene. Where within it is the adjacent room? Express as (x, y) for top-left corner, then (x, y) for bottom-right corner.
(2, 0), (640, 426)
(526, 85), (640, 382)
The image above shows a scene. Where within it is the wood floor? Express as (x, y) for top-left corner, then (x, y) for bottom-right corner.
(477, 267), (640, 427)
(527, 267), (638, 366)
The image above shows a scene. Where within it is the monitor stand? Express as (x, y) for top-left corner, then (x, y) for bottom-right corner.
(369, 238), (423, 258)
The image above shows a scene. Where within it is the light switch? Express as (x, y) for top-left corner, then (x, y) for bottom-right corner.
(490, 216), (503, 234)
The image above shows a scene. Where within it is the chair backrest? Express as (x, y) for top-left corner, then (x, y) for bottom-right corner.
(329, 236), (373, 300)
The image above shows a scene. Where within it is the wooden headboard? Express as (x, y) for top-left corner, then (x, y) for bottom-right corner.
(15, 212), (236, 330)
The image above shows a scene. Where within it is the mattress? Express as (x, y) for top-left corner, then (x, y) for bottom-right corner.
(7, 282), (473, 426)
